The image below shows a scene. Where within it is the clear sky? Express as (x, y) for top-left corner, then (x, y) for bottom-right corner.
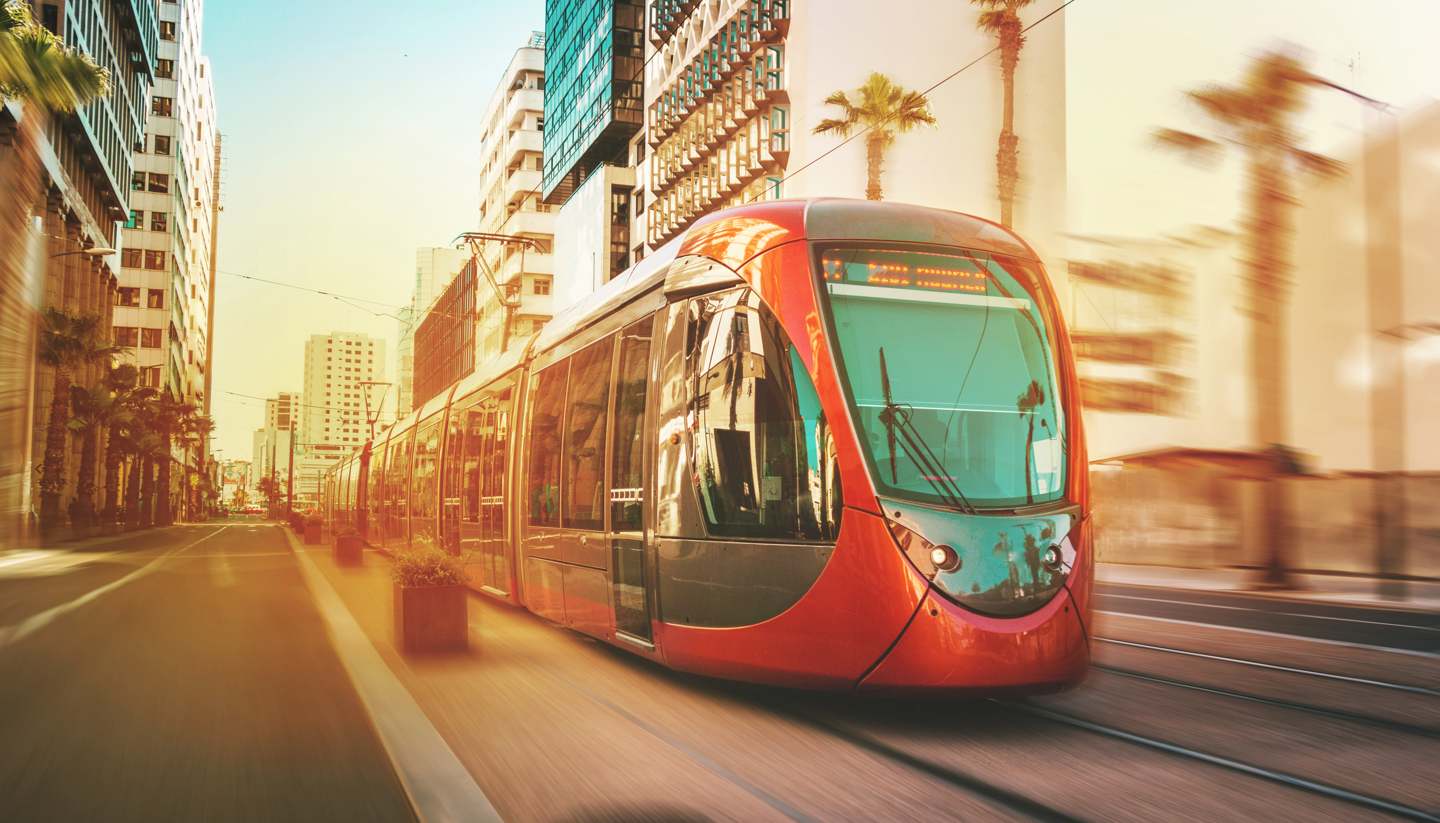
(205, 0), (545, 461)
(203, 0), (1438, 462)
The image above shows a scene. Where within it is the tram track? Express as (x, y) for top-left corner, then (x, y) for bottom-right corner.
(767, 697), (1085, 823)
(1095, 636), (1440, 696)
(998, 700), (1440, 823)
(1091, 663), (1440, 739)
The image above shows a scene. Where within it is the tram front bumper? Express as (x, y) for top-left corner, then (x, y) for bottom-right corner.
(856, 582), (1090, 695)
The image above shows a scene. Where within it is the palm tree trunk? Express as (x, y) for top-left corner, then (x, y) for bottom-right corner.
(1248, 140), (1296, 587)
(125, 456), (142, 528)
(102, 423), (122, 524)
(864, 132), (885, 201)
(140, 456), (155, 527)
(38, 367), (71, 531)
(996, 20), (1022, 228)
(72, 424), (98, 528)
(156, 436), (172, 526)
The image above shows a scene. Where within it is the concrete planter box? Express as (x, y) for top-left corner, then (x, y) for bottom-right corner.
(333, 533), (363, 566)
(394, 583), (468, 653)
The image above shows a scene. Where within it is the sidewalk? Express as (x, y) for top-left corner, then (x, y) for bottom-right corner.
(1097, 562), (1440, 612)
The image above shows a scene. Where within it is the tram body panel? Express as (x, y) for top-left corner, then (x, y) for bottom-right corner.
(656, 509), (926, 688)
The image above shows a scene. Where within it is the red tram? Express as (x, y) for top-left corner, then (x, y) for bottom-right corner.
(324, 199), (1092, 693)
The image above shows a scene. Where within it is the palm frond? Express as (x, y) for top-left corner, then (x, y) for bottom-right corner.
(1291, 148), (1345, 178)
(1153, 128), (1224, 162)
(1186, 86), (1257, 126)
(0, 2), (108, 111)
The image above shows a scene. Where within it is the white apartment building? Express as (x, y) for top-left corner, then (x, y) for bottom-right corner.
(474, 32), (556, 362)
(396, 246), (467, 414)
(114, 0), (219, 404)
(300, 332), (386, 454)
(251, 392), (297, 493)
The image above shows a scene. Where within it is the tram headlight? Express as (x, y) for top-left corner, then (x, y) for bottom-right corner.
(887, 519), (958, 579)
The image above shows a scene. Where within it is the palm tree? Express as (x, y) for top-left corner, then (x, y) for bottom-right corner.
(1, 4), (108, 536)
(180, 412), (213, 521)
(148, 394), (195, 526)
(35, 309), (114, 530)
(99, 364), (141, 524)
(813, 72), (936, 201)
(66, 383), (111, 528)
(1155, 50), (1344, 588)
(972, 0), (1034, 228)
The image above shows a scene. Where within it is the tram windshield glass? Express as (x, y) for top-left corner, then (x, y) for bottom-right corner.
(819, 246), (1066, 510)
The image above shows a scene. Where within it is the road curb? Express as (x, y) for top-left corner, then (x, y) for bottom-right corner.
(283, 528), (503, 823)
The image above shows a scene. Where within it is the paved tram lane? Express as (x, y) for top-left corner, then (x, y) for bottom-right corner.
(1095, 582), (1440, 654)
(0, 523), (414, 823)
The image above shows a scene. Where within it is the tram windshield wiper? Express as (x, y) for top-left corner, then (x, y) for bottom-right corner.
(877, 348), (977, 515)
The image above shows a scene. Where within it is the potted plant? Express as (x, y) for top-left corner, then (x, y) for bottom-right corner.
(392, 548), (469, 653)
(303, 512), (324, 545)
(332, 526), (363, 566)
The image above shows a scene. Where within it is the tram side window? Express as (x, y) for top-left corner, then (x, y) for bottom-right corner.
(483, 389), (512, 533)
(412, 419), (441, 519)
(686, 290), (835, 540)
(611, 318), (652, 532)
(528, 361), (569, 526)
(387, 433), (413, 519)
(461, 401), (484, 523)
(443, 400), (467, 517)
(369, 446), (386, 518)
(564, 337), (614, 531)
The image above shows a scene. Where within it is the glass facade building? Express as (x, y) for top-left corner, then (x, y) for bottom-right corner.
(541, 0), (644, 203)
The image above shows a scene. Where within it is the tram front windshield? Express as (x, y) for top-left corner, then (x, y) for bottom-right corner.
(818, 246), (1066, 511)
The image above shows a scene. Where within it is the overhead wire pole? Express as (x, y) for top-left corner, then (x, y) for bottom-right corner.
(453, 231), (542, 354)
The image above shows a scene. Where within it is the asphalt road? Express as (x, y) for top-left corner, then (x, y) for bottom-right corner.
(0, 521), (414, 823)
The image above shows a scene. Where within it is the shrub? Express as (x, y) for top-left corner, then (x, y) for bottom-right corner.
(392, 548), (468, 587)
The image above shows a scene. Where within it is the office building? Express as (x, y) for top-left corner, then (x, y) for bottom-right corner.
(114, 0), (217, 409)
(541, 1), (644, 203)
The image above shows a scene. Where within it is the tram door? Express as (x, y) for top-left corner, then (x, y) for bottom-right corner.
(609, 317), (654, 642)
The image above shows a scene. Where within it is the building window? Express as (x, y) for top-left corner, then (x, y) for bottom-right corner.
(156, 58), (174, 78)
(532, 277), (551, 296)
(150, 212), (168, 232)
(160, 21), (175, 40)
(114, 326), (138, 346)
(152, 96), (172, 117)
(148, 173), (169, 194)
(142, 366), (161, 388)
(126, 210), (141, 230)
(121, 248), (142, 268)
(116, 288), (140, 307)
(140, 328), (162, 348)
(144, 250), (166, 270)
(146, 289), (165, 309)
(130, 171), (145, 191)
(154, 134), (172, 155)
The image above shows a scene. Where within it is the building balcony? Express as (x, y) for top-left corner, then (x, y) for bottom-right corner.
(504, 129), (544, 167)
(496, 250), (554, 283)
(504, 168), (543, 206)
(500, 208), (555, 239)
(505, 88), (544, 129)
